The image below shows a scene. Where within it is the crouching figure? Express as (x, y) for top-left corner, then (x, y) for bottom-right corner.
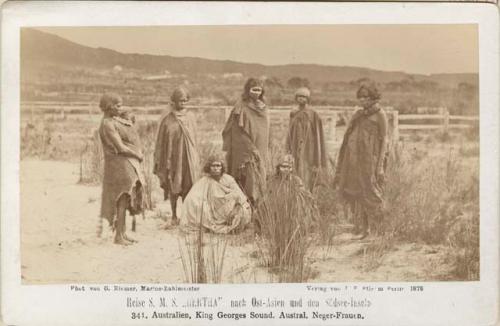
(181, 155), (252, 234)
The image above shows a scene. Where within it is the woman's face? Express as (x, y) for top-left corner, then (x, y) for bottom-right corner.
(249, 86), (263, 101)
(358, 95), (377, 109)
(109, 100), (122, 116)
(296, 95), (308, 106)
(174, 96), (189, 111)
(279, 162), (293, 175)
(209, 161), (223, 178)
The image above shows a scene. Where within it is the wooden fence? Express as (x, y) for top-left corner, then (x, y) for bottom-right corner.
(21, 102), (478, 144)
(397, 107), (479, 135)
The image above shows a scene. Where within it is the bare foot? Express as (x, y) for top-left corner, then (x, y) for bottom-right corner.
(114, 237), (131, 246)
(123, 234), (138, 243)
(163, 218), (180, 230)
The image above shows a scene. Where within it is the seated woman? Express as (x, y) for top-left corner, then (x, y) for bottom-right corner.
(181, 155), (252, 234)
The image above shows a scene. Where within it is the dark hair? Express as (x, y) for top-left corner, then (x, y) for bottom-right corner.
(203, 159), (226, 175)
(99, 93), (122, 112)
(170, 86), (190, 103)
(241, 77), (265, 102)
(356, 82), (381, 101)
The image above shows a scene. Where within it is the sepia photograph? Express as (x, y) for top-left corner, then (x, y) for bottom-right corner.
(18, 24), (481, 284)
(2, 2), (498, 326)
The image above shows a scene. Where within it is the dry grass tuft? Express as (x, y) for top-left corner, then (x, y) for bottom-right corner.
(178, 229), (228, 284)
(254, 176), (316, 282)
(311, 156), (342, 248)
(365, 141), (479, 279)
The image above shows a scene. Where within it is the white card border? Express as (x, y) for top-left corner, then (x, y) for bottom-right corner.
(1, 2), (498, 326)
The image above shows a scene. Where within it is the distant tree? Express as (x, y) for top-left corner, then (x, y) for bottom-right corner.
(385, 81), (401, 92)
(453, 82), (479, 115)
(287, 77), (310, 89)
(457, 82), (477, 100)
(349, 77), (372, 88)
(264, 76), (284, 89)
(414, 80), (439, 93)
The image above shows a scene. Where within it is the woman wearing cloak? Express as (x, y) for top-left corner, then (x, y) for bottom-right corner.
(222, 78), (269, 206)
(286, 87), (327, 191)
(154, 87), (200, 227)
(98, 93), (145, 245)
(334, 82), (388, 239)
(181, 155), (252, 234)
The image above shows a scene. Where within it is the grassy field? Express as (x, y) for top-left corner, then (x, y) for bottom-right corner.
(20, 107), (480, 282)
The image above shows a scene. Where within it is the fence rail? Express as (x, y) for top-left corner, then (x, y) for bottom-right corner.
(21, 102), (478, 141)
(397, 108), (478, 136)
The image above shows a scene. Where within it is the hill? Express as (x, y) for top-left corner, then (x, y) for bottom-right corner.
(21, 28), (477, 87)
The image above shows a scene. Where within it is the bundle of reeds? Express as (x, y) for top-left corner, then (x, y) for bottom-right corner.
(178, 199), (228, 284)
(254, 175), (315, 282)
(178, 231), (228, 284)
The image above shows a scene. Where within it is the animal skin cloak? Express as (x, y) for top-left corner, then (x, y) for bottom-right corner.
(286, 107), (327, 191)
(222, 100), (269, 203)
(335, 107), (386, 213)
(99, 116), (145, 225)
(181, 174), (252, 234)
(153, 109), (200, 199)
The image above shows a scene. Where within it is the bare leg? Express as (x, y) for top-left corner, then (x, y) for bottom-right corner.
(170, 193), (180, 226)
(356, 207), (369, 240)
(351, 201), (361, 235)
(123, 216), (138, 243)
(96, 216), (103, 238)
(114, 195), (130, 245)
(370, 207), (383, 237)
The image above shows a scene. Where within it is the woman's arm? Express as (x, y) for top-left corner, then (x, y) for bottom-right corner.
(102, 120), (143, 161)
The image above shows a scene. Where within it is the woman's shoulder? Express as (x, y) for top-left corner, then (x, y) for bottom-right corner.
(232, 100), (245, 115)
(348, 108), (365, 122)
(221, 173), (236, 183)
(113, 116), (133, 126)
(309, 108), (322, 119)
(220, 173), (239, 187)
(159, 111), (179, 126)
(100, 116), (116, 129)
(376, 107), (387, 115)
(353, 107), (364, 115)
(374, 108), (388, 120)
(290, 106), (301, 116)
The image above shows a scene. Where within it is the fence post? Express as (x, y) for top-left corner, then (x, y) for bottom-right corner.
(442, 107), (449, 133)
(392, 110), (399, 142)
(328, 112), (337, 144)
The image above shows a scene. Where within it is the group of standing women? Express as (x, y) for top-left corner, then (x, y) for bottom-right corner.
(96, 77), (388, 245)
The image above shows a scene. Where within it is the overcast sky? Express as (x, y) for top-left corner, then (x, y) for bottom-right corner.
(37, 25), (478, 75)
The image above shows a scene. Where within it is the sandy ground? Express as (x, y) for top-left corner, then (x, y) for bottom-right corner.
(20, 160), (454, 284)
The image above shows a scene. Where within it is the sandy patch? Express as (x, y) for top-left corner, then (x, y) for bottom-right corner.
(20, 160), (454, 284)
